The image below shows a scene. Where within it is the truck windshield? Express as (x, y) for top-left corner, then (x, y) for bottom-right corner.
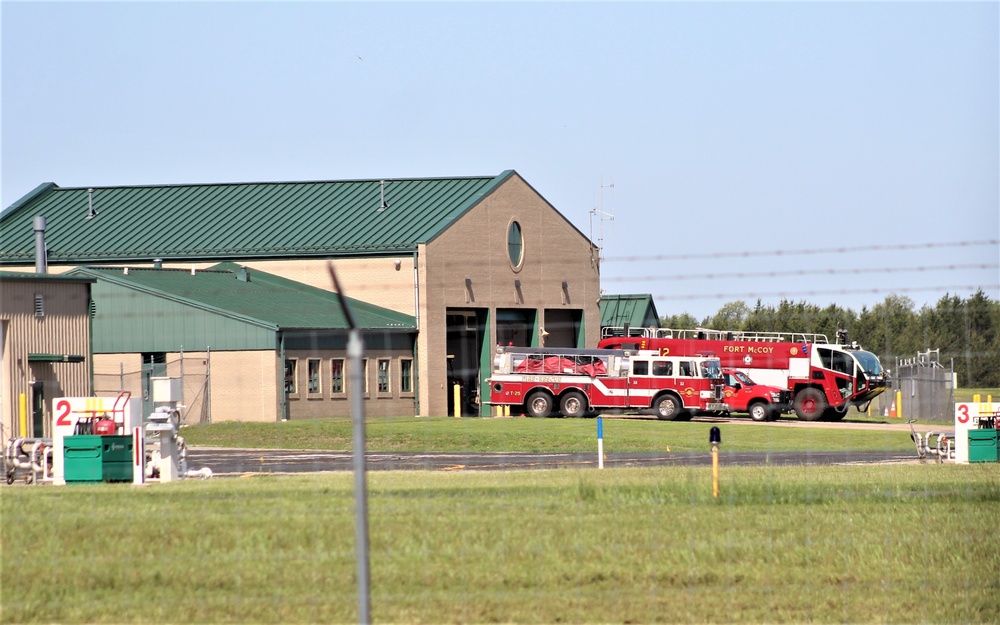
(701, 359), (722, 379)
(852, 351), (883, 376)
(732, 371), (753, 385)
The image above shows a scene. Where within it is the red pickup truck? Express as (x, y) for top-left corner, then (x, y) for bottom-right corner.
(722, 369), (791, 422)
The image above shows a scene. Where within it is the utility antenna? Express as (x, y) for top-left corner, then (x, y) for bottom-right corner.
(589, 176), (615, 268)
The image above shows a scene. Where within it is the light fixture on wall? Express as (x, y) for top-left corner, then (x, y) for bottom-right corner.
(514, 279), (523, 304)
(561, 280), (570, 305)
(465, 277), (474, 303)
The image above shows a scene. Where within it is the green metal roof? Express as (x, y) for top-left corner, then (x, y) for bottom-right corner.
(69, 263), (415, 332)
(1, 172), (515, 265)
(599, 294), (660, 329)
(0, 270), (95, 284)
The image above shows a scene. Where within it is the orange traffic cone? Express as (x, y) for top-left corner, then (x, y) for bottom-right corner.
(889, 400), (897, 418)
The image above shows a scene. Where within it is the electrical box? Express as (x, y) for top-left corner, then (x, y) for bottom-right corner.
(64, 435), (133, 483)
(151, 377), (182, 403)
(968, 429), (998, 463)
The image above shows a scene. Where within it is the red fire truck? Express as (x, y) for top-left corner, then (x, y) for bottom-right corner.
(598, 327), (889, 421)
(488, 346), (727, 420)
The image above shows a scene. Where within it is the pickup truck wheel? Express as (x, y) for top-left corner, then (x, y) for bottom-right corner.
(654, 394), (682, 421)
(525, 391), (553, 418)
(559, 391), (587, 418)
(748, 402), (770, 422)
(793, 388), (828, 421)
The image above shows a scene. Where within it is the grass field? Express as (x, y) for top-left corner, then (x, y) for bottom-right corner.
(955, 388), (1000, 402)
(3, 465), (998, 623)
(180, 415), (923, 453)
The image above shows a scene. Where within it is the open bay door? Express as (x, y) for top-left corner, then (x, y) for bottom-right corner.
(446, 309), (488, 417)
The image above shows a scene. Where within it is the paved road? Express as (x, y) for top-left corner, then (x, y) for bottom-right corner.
(187, 448), (919, 477)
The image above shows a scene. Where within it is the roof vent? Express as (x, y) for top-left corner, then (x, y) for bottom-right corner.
(87, 188), (98, 219)
(237, 266), (250, 282)
(379, 180), (389, 211)
(33, 216), (47, 274)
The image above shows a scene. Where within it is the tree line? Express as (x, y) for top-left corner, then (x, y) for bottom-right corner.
(660, 290), (1000, 388)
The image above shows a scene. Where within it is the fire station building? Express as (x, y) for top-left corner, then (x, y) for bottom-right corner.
(0, 170), (601, 425)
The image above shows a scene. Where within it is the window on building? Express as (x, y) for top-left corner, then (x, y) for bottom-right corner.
(400, 359), (413, 393)
(362, 359), (369, 394)
(284, 359), (297, 394)
(507, 220), (524, 269)
(331, 358), (345, 394)
(308, 359), (321, 394)
(377, 359), (390, 393)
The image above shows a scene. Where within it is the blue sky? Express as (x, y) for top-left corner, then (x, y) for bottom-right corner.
(3, 1), (997, 321)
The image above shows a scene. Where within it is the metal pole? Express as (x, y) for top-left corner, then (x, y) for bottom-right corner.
(329, 263), (370, 625)
(347, 327), (370, 624)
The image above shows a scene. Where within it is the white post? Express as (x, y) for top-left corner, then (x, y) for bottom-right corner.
(132, 427), (146, 485)
(597, 417), (604, 469)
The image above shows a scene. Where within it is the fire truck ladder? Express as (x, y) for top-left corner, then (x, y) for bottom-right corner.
(600, 326), (833, 345)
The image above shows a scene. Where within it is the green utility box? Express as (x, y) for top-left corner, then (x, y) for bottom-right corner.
(968, 428), (998, 463)
(64, 435), (134, 483)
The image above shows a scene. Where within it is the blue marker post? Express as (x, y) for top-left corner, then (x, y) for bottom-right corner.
(597, 417), (604, 469)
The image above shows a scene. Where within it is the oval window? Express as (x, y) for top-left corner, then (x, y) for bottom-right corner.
(507, 220), (524, 269)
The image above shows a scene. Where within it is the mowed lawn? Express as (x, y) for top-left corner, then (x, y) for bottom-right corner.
(3, 463), (998, 624)
(179, 414), (923, 453)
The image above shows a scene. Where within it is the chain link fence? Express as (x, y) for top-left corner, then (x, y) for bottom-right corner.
(876, 349), (955, 423)
(93, 352), (211, 425)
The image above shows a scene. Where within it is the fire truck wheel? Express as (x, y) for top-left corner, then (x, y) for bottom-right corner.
(823, 407), (847, 421)
(559, 391), (588, 418)
(525, 391), (554, 418)
(748, 402), (771, 422)
(653, 394), (682, 421)
(793, 388), (828, 421)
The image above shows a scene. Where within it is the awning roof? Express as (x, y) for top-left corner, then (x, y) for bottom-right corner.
(27, 353), (86, 363)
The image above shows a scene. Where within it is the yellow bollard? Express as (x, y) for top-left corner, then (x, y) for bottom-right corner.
(19, 393), (27, 438)
(974, 394), (981, 403)
(453, 384), (461, 419)
(709, 427), (721, 499)
(895, 390), (903, 420)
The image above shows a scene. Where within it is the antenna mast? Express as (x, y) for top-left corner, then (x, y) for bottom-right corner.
(589, 176), (615, 268)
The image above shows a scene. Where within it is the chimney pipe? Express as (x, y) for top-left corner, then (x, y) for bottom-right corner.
(33, 216), (47, 274)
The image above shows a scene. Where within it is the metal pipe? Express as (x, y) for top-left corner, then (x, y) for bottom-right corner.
(33, 216), (47, 274)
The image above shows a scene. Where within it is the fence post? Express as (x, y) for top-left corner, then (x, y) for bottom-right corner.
(206, 346), (212, 424)
(180, 345), (185, 421)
